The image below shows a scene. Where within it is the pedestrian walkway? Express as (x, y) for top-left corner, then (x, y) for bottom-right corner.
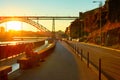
(60, 41), (99, 80)
(9, 41), (98, 80)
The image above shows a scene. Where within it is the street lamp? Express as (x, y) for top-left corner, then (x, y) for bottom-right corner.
(80, 19), (83, 37)
(93, 1), (102, 45)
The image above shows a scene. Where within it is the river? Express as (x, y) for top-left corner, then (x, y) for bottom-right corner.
(0, 37), (48, 73)
(0, 37), (48, 45)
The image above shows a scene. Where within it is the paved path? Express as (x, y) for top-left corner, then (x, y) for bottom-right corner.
(9, 41), (98, 80)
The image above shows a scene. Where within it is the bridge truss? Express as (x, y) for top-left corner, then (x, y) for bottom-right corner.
(0, 16), (78, 36)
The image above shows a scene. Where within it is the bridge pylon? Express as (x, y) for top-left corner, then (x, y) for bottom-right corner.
(52, 18), (55, 38)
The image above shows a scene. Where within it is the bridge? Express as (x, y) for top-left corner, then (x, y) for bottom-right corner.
(0, 16), (78, 34)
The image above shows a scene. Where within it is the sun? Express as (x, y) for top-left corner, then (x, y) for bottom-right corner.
(7, 21), (22, 31)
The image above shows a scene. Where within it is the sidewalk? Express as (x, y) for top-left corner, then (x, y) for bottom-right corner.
(9, 41), (99, 80)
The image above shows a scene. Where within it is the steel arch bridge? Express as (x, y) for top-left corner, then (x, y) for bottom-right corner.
(0, 16), (50, 32)
(0, 16), (78, 36)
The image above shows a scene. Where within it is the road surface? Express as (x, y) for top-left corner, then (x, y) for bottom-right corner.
(68, 41), (120, 80)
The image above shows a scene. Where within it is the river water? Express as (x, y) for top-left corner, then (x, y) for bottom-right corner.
(0, 37), (48, 73)
(0, 37), (48, 45)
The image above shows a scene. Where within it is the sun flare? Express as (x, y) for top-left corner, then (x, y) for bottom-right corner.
(7, 21), (22, 31)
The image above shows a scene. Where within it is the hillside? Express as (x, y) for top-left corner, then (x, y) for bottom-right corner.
(87, 0), (120, 47)
(65, 0), (120, 49)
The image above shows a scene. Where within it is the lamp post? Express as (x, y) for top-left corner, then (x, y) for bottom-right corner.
(80, 19), (83, 38)
(93, 1), (102, 45)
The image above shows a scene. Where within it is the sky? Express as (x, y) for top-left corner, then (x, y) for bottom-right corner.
(0, 0), (106, 31)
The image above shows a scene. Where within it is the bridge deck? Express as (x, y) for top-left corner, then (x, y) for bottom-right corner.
(8, 41), (98, 80)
